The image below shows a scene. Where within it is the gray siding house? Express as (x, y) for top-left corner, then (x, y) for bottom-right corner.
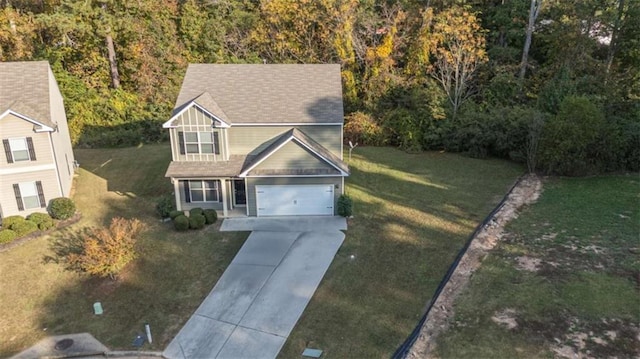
(163, 64), (349, 217)
(0, 61), (76, 220)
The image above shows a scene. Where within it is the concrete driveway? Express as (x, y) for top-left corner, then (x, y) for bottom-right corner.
(164, 217), (346, 359)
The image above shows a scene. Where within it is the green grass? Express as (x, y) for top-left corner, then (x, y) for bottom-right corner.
(436, 175), (640, 358)
(0, 144), (248, 356)
(279, 147), (524, 358)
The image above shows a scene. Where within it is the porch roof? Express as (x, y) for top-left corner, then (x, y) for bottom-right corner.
(165, 155), (253, 178)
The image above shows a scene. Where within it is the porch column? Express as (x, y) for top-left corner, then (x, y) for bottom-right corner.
(220, 178), (228, 218)
(173, 179), (182, 211)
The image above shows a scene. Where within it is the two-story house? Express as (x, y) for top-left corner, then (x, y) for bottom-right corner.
(0, 61), (76, 220)
(163, 64), (349, 217)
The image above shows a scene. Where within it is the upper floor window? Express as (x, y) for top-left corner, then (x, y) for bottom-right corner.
(179, 131), (220, 155)
(13, 181), (46, 210)
(3, 137), (36, 163)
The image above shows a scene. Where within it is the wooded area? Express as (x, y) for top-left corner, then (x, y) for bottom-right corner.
(1, 0), (638, 175)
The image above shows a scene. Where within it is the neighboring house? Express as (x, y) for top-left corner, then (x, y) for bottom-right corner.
(0, 61), (76, 220)
(163, 64), (349, 217)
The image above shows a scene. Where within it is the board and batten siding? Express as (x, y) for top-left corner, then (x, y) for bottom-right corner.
(0, 113), (55, 169)
(228, 125), (342, 157)
(169, 106), (229, 162)
(251, 141), (337, 173)
(246, 177), (342, 216)
(0, 169), (60, 218)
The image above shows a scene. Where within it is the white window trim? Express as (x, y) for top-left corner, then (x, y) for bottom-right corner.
(19, 181), (41, 209)
(9, 137), (31, 162)
(189, 180), (221, 203)
(183, 131), (218, 155)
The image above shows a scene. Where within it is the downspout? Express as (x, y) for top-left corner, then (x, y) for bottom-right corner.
(48, 130), (64, 197)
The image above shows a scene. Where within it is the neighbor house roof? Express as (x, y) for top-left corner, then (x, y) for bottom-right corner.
(171, 64), (344, 125)
(0, 61), (57, 130)
(239, 128), (349, 177)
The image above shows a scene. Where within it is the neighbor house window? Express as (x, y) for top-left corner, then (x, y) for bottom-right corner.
(3, 137), (36, 163)
(179, 131), (220, 155)
(185, 180), (220, 202)
(13, 181), (46, 210)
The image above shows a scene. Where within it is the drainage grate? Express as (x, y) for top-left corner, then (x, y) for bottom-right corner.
(54, 338), (74, 351)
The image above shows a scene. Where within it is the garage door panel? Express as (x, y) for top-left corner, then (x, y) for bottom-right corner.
(256, 185), (334, 216)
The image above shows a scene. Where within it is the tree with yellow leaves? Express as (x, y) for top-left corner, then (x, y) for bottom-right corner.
(429, 6), (487, 119)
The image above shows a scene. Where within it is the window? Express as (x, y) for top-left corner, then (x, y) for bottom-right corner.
(179, 131), (220, 155)
(3, 137), (36, 163)
(185, 180), (219, 203)
(13, 181), (46, 210)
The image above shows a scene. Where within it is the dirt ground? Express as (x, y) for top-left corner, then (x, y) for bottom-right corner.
(404, 174), (543, 358)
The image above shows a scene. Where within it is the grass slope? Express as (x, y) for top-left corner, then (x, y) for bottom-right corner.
(279, 147), (523, 358)
(436, 175), (640, 358)
(0, 144), (248, 356)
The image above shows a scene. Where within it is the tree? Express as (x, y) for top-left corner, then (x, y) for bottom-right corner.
(429, 5), (488, 119)
(519, 0), (543, 82)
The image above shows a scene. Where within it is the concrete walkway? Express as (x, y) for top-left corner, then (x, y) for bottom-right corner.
(220, 215), (347, 232)
(164, 217), (345, 359)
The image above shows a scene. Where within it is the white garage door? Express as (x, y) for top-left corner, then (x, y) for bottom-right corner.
(256, 185), (334, 216)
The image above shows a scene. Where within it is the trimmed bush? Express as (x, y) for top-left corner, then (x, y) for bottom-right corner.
(0, 229), (18, 244)
(169, 210), (184, 220)
(48, 197), (76, 220)
(1, 215), (25, 229)
(203, 209), (218, 224)
(173, 215), (189, 231)
(337, 194), (353, 217)
(155, 195), (175, 218)
(10, 219), (38, 237)
(27, 212), (55, 231)
(189, 207), (204, 217)
(189, 214), (206, 230)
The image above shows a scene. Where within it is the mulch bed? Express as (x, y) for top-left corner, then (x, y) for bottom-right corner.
(0, 212), (82, 253)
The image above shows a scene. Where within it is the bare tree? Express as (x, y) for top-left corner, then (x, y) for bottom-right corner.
(519, 0), (543, 82)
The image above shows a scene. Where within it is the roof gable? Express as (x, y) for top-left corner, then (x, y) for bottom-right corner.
(174, 64), (344, 125)
(240, 128), (349, 177)
(0, 61), (57, 129)
(163, 94), (230, 128)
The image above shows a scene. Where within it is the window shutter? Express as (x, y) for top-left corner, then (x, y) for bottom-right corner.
(36, 181), (46, 208)
(178, 132), (185, 155)
(213, 132), (220, 155)
(13, 184), (24, 211)
(184, 181), (191, 203)
(3, 139), (13, 163)
(26, 137), (36, 160)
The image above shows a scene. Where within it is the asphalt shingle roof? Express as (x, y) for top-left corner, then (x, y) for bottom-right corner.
(0, 61), (56, 128)
(174, 64), (344, 124)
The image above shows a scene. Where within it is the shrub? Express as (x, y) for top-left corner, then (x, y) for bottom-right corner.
(344, 112), (386, 146)
(173, 215), (189, 231)
(0, 229), (17, 244)
(48, 197), (76, 220)
(66, 217), (146, 279)
(189, 214), (206, 230)
(337, 194), (353, 217)
(10, 219), (38, 237)
(27, 212), (55, 231)
(1, 215), (25, 229)
(169, 210), (184, 220)
(189, 207), (204, 217)
(203, 209), (218, 224)
(155, 195), (175, 218)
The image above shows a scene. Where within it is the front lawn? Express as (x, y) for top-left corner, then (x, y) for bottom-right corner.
(0, 144), (248, 356)
(280, 147), (523, 358)
(436, 175), (640, 358)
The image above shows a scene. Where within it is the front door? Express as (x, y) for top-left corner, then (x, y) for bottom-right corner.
(233, 179), (246, 206)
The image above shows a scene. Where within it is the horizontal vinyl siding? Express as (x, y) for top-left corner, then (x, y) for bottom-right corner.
(246, 177), (341, 216)
(48, 72), (76, 197)
(0, 114), (54, 169)
(228, 125), (342, 156)
(253, 141), (335, 172)
(0, 169), (60, 218)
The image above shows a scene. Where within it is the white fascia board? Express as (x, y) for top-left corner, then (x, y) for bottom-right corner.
(291, 138), (349, 176)
(0, 109), (55, 132)
(162, 102), (230, 128)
